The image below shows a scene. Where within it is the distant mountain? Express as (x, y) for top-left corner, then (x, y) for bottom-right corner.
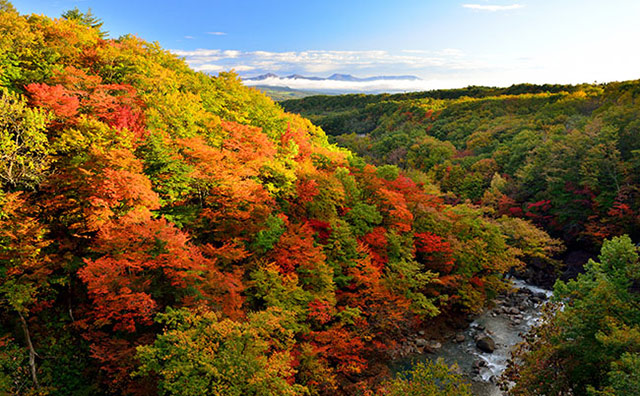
(248, 72), (279, 80)
(245, 73), (421, 82)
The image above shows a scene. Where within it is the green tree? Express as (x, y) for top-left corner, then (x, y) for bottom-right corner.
(0, 89), (50, 188)
(136, 307), (307, 396)
(379, 360), (471, 396)
(61, 7), (107, 38)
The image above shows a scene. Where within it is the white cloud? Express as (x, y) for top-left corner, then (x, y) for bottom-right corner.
(222, 50), (241, 58)
(173, 49), (221, 57)
(170, 48), (484, 80)
(231, 65), (255, 72)
(195, 64), (224, 72)
(184, 35), (195, 39)
(462, 3), (524, 11)
(206, 31), (227, 36)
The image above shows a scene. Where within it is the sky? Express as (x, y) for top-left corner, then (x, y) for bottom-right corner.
(11, 0), (640, 91)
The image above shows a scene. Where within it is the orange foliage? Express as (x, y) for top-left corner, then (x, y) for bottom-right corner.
(271, 221), (326, 275)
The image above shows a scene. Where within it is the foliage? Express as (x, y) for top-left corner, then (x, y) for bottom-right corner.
(0, 4), (563, 395)
(378, 360), (471, 396)
(503, 235), (640, 396)
(136, 307), (306, 396)
(0, 88), (50, 188)
(61, 8), (106, 38)
(283, 83), (640, 246)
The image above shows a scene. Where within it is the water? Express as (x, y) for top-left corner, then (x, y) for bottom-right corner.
(393, 278), (552, 396)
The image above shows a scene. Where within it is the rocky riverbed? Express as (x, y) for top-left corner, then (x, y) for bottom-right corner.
(392, 278), (552, 396)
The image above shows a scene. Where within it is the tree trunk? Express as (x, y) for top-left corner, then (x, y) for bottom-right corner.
(17, 311), (39, 389)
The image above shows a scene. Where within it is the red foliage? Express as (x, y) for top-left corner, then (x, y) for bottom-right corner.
(27, 67), (148, 140)
(25, 83), (79, 120)
(271, 222), (326, 274)
(608, 201), (633, 218)
(281, 123), (313, 159)
(469, 276), (485, 288)
(307, 299), (333, 325)
(311, 327), (367, 375)
(79, 217), (207, 332)
(360, 227), (388, 268)
(296, 178), (320, 204)
(415, 231), (454, 274)
(527, 200), (551, 211)
(222, 121), (277, 165)
(308, 219), (333, 244)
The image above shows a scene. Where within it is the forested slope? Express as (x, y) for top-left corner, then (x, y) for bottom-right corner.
(282, 81), (640, 248)
(0, 4), (560, 395)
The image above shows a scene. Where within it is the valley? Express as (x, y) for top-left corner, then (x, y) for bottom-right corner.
(1, 2), (639, 395)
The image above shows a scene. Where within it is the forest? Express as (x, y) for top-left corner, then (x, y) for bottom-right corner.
(0, 2), (638, 395)
(282, 81), (640, 253)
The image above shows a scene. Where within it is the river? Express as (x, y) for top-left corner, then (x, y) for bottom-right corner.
(393, 278), (553, 396)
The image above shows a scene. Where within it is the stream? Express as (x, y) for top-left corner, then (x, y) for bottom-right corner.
(393, 278), (553, 396)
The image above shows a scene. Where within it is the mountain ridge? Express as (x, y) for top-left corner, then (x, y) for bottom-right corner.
(245, 73), (422, 82)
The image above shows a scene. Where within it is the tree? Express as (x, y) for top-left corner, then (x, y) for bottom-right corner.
(61, 7), (107, 38)
(0, 1), (15, 13)
(136, 307), (307, 396)
(0, 88), (50, 188)
(378, 360), (471, 396)
(0, 192), (52, 390)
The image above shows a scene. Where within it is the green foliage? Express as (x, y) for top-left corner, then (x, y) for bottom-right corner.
(136, 307), (307, 396)
(0, 89), (50, 188)
(61, 7), (107, 38)
(407, 135), (455, 171)
(248, 262), (312, 327)
(345, 203), (382, 236)
(0, 337), (28, 394)
(376, 164), (399, 181)
(252, 214), (287, 252)
(504, 235), (640, 396)
(379, 360), (471, 396)
(0, 1), (16, 13)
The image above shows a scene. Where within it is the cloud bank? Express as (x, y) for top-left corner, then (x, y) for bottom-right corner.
(170, 48), (485, 87)
(170, 42), (640, 93)
(241, 76), (472, 93)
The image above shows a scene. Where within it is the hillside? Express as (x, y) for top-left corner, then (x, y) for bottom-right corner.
(282, 82), (640, 250)
(0, 4), (561, 396)
(251, 85), (319, 101)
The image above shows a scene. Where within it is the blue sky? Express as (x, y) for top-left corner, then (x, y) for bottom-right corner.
(11, 0), (640, 90)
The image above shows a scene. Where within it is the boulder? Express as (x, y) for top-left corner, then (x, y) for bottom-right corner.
(473, 323), (486, 331)
(507, 307), (520, 315)
(429, 341), (442, 350)
(476, 336), (496, 353)
(472, 360), (487, 370)
(415, 338), (427, 347)
(455, 334), (466, 343)
(535, 291), (548, 300)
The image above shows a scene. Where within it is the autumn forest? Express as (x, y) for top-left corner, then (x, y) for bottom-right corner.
(1, 3), (639, 396)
